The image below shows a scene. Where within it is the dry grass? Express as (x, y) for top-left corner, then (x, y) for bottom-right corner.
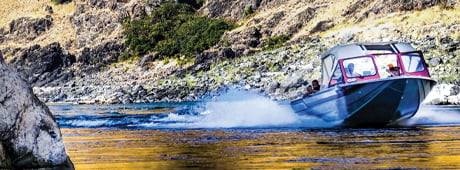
(320, 3), (460, 41)
(1, 0), (458, 56)
(292, 0), (353, 40)
(399, 5), (460, 39)
(0, 0), (76, 52)
(0, 0), (49, 28)
(0, 0), (75, 28)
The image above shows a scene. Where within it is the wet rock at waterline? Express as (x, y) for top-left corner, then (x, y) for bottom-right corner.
(424, 84), (460, 105)
(0, 54), (73, 168)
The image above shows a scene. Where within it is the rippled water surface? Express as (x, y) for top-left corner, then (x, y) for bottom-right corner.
(49, 90), (460, 169)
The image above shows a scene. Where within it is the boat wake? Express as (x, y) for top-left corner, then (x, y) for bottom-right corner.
(51, 89), (339, 129)
(50, 89), (460, 129)
(153, 89), (338, 129)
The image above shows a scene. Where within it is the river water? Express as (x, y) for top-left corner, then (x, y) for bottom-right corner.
(49, 90), (460, 169)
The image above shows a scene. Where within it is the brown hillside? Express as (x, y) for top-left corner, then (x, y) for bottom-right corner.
(202, 0), (459, 49)
(0, 0), (76, 55)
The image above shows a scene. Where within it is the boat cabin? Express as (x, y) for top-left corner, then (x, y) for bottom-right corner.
(321, 42), (431, 88)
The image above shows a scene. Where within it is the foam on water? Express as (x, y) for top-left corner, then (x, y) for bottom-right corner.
(157, 89), (337, 129)
(399, 105), (460, 126)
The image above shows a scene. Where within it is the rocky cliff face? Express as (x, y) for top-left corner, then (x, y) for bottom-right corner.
(0, 0), (459, 104)
(203, 0), (449, 53)
(0, 0), (162, 81)
(0, 53), (73, 168)
(70, 0), (131, 69)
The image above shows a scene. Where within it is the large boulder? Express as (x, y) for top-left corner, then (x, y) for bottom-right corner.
(0, 54), (73, 168)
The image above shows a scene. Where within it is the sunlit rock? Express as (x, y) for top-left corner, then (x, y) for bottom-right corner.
(0, 53), (73, 168)
(424, 84), (460, 105)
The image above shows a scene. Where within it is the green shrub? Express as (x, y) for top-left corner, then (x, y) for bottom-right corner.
(263, 35), (290, 50)
(122, 3), (235, 62)
(243, 5), (254, 19)
(118, 52), (131, 62)
(182, 0), (206, 9)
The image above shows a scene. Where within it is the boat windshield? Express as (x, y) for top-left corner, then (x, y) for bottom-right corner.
(374, 54), (398, 78)
(330, 65), (343, 86)
(342, 57), (376, 78)
(401, 53), (425, 72)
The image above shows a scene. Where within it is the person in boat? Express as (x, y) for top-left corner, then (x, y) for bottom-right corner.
(345, 63), (361, 77)
(303, 85), (314, 97)
(386, 64), (401, 77)
(312, 79), (320, 92)
(303, 80), (321, 97)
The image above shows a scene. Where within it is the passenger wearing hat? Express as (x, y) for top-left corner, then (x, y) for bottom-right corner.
(386, 64), (400, 77)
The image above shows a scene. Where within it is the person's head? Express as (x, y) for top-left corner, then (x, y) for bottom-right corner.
(347, 63), (355, 72)
(387, 64), (400, 76)
(312, 80), (319, 88)
(390, 66), (400, 76)
(386, 64), (393, 72)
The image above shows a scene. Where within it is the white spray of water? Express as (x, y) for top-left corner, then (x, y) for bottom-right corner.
(157, 88), (337, 128)
(194, 90), (299, 128)
(158, 90), (460, 128)
(399, 105), (460, 126)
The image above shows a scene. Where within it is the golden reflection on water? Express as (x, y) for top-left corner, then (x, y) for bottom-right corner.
(62, 126), (460, 169)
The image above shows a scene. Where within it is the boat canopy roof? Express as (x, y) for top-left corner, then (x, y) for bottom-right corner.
(319, 42), (426, 88)
(321, 42), (417, 60)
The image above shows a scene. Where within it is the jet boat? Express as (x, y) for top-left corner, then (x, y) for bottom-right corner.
(291, 42), (436, 126)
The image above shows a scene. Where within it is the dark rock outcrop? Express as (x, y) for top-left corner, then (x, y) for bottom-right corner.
(5, 17), (52, 42)
(44, 5), (54, 14)
(6, 43), (76, 87)
(71, 9), (122, 49)
(0, 28), (5, 44)
(310, 20), (335, 34)
(202, 0), (262, 21)
(78, 41), (125, 66)
(0, 53), (73, 168)
(191, 50), (219, 72)
(138, 52), (158, 67)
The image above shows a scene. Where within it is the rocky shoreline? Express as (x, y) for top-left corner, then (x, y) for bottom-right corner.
(33, 41), (323, 104)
